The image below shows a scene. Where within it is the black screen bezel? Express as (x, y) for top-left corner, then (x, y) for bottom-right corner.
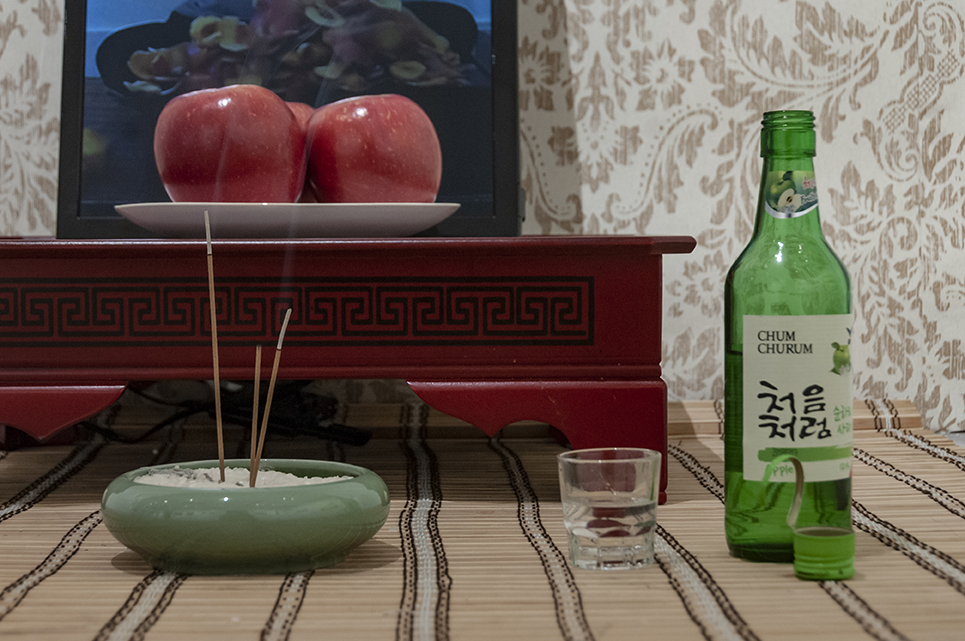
(56, 0), (520, 239)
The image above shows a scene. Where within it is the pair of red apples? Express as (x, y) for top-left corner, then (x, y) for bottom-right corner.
(153, 84), (443, 204)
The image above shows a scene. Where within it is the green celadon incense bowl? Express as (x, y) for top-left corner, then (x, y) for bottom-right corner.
(101, 458), (390, 575)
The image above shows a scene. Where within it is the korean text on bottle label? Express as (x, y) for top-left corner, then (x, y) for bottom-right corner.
(742, 314), (853, 483)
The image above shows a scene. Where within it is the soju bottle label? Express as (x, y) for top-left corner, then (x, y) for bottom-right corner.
(742, 314), (853, 483)
(763, 170), (818, 219)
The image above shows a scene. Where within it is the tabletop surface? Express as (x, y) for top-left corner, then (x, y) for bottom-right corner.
(0, 234), (698, 255)
(0, 396), (960, 641)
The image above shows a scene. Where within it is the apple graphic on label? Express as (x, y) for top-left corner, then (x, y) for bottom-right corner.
(766, 171), (799, 212)
(154, 84), (307, 203)
(777, 189), (800, 211)
(305, 94), (442, 203)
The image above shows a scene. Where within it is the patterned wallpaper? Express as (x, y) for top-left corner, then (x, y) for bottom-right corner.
(0, 0), (61, 235)
(517, 0), (965, 433)
(3, 0), (964, 431)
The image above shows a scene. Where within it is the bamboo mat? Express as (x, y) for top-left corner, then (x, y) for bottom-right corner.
(0, 397), (961, 641)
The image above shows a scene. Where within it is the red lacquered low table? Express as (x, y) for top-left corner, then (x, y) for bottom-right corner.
(0, 235), (694, 501)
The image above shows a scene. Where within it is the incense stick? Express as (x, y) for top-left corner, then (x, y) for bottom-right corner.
(204, 210), (225, 482)
(248, 344), (262, 488)
(251, 307), (293, 487)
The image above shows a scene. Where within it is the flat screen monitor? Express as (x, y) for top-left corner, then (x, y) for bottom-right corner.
(56, 0), (520, 238)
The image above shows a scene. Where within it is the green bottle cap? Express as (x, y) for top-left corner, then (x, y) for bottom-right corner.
(792, 526), (855, 581)
(762, 454), (856, 581)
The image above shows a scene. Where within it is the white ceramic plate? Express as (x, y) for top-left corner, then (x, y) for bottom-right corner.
(115, 202), (461, 238)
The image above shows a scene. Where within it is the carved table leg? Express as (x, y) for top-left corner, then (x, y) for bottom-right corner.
(408, 379), (669, 504)
(0, 384), (127, 445)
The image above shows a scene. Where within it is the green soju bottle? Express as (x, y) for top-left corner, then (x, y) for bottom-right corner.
(724, 110), (853, 562)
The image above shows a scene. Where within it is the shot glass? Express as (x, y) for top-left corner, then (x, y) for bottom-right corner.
(557, 447), (661, 570)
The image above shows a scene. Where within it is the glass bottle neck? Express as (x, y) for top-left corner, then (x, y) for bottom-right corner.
(753, 155), (823, 239)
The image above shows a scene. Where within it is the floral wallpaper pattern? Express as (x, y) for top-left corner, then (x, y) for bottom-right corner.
(3, 0), (964, 431)
(0, 0), (61, 236)
(517, 0), (965, 432)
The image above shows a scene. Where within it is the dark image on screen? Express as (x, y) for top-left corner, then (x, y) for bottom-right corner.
(77, 0), (494, 229)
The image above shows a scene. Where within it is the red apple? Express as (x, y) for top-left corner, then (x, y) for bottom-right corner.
(306, 94), (442, 203)
(286, 101), (316, 134)
(154, 84), (307, 203)
(287, 101), (318, 202)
